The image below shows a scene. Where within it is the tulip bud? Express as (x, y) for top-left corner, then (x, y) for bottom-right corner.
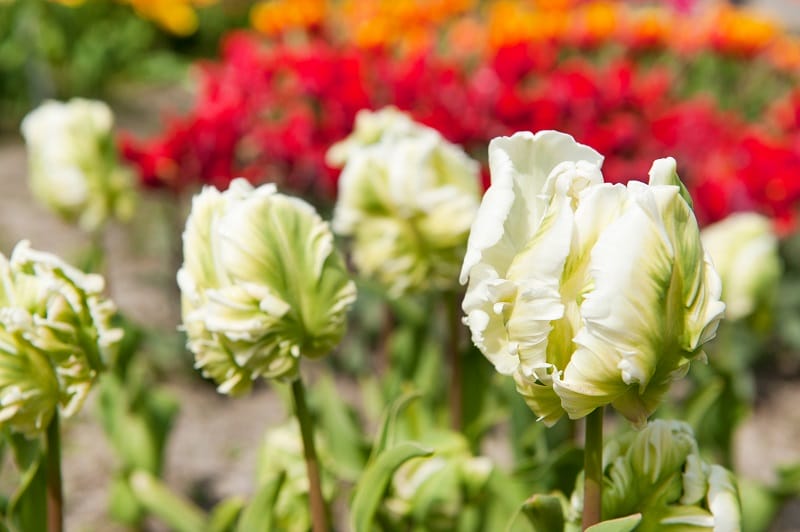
(178, 179), (356, 395)
(330, 108), (481, 296)
(700, 212), (780, 323)
(570, 420), (741, 529)
(20, 98), (136, 232)
(0, 241), (120, 437)
(461, 131), (725, 426)
(383, 431), (493, 529)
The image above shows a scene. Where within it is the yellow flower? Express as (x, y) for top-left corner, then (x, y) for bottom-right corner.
(121, 0), (218, 36)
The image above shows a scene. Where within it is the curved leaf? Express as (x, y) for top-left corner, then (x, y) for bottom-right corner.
(351, 442), (432, 532)
(522, 493), (566, 532)
(236, 472), (285, 532)
(586, 513), (642, 532)
(129, 470), (206, 532)
(208, 497), (245, 532)
(371, 390), (422, 460)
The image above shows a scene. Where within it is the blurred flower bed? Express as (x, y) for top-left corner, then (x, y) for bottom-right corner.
(122, 0), (800, 232)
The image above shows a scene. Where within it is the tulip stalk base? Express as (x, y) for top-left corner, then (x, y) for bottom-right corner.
(291, 377), (328, 532)
(46, 412), (63, 532)
(582, 407), (603, 530)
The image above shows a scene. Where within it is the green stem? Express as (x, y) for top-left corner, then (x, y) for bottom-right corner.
(291, 377), (328, 532)
(582, 407), (603, 530)
(446, 293), (462, 431)
(46, 412), (63, 532)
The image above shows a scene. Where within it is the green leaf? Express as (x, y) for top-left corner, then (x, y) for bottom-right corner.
(480, 469), (534, 532)
(522, 494), (565, 532)
(684, 376), (725, 431)
(310, 376), (367, 481)
(370, 390), (423, 460)
(6, 433), (46, 532)
(350, 442), (433, 532)
(737, 478), (778, 532)
(129, 470), (207, 532)
(108, 473), (144, 525)
(235, 472), (285, 532)
(585, 514), (642, 532)
(207, 497), (245, 532)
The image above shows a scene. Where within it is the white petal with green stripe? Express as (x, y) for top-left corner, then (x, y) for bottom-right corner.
(179, 179), (356, 395)
(461, 133), (725, 425)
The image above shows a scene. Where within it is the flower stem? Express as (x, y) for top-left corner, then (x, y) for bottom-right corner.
(291, 377), (328, 532)
(582, 407), (603, 530)
(46, 411), (63, 532)
(446, 293), (462, 430)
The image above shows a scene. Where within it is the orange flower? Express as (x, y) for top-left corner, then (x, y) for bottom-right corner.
(625, 7), (673, 51)
(709, 5), (778, 56)
(768, 35), (800, 71)
(250, 0), (326, 36)
(570, 1), (618, 47)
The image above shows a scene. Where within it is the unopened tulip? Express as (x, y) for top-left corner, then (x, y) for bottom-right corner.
(331, 108), (481, 296)
(21, 98), (136, 231)
(569, 420), (741, 530)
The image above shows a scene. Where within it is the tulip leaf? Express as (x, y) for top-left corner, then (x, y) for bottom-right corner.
(6, 432), (46, 532)
(370, 390), (422, 459)
(208, 497), (245, 532)
(108, 473), (144, 525)
(737, 478), (779, 532)
(521, 493), (565, 532)
(236, 471), (285, 532)
(585, 513), (642, 532)
(310, 376), (367, 481)
(129, 470), (207, 532)
(350, 442), (433, 532)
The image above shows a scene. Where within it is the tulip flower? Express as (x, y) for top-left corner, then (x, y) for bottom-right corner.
(700, 212), (780, 323)
(0, 241), (121, 532)
(569, 420), (741, 530)
(179, 178), (356, 532)
(21, 99), (136, 232)
(330, 108), (481, 297)
(178, 178), (357, 395)
(461, 130), (724, 427)
(0, 241), (120, 437)
(178, 179), (355, 395)
(384, 430), (493, 529)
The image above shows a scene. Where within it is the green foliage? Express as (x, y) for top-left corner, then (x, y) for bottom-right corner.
(95, 317), (180, 527)
(128, 470), (206, 532)
(4, 433), (46, 532)
(350, 442), (434, 532)
(0, 0), (248, 132)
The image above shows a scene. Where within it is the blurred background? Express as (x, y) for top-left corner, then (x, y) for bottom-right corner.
(3, 0), (800, 530)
